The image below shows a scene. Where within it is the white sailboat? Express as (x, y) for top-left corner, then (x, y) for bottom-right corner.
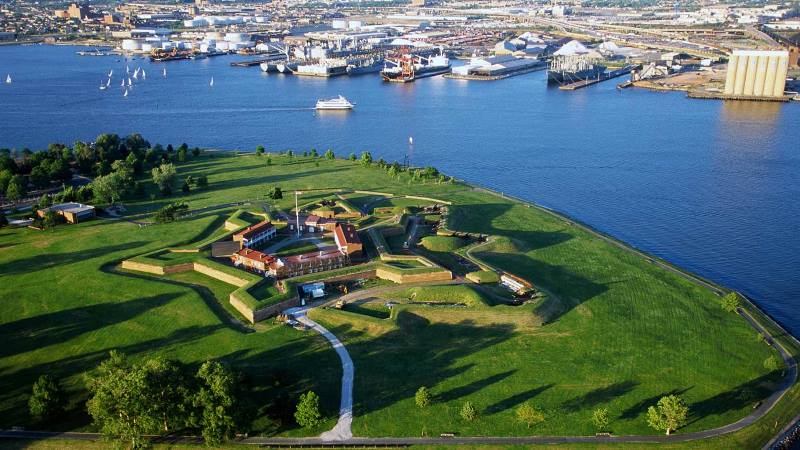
(120, 78), (125, 87)
(141, 69), (146, 80)
(209, 77), (214, 87)
(127, 77), (132, 87)
(162, 67), (167, 77)
(123, 88), (128, 97)
(126, 65), (130, 74)
(5, 74), (10, 84)
(106, 78), (111, 87)
(108, 69), (113, 77)
(132, 71), (138, 80)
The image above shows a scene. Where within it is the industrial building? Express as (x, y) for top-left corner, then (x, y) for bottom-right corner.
(723, 50), (789, 98)
(36, 203), (95, 224)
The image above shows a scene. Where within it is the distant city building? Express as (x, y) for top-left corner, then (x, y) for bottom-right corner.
(67, 3), (90, 20)
(723, 50), (789, 98)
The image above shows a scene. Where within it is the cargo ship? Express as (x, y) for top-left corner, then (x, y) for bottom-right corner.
(381, 53), (451, 83)
(294, 59), (348, 77)
(547, 55), (606, 84)
(346, 56), (384, 76)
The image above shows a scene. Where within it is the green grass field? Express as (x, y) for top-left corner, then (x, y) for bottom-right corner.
(0, 151), (797, 448)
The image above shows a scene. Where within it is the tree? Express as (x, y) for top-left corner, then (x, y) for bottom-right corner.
(310, 148), (318, 158)
(256, 145), (265, 156)
(266, 157), (272, 166)
(6, 175), (26, 203)
(42, 210), (59, 230)
(29, 374), (64, 420)
(151, 163), (177, 195)
(191, 361), (238, 447)
(196, 175), (208, 189)
(87, 351), (159, 449)
(30, 165), (50, 189)
(286, 150), (293, 158)
(0, 211), (7, 227)
(92, 172), (125, 205)
(192, 147), (201, 157)
(0, 169), (12, 195)
(348, 153), (356, 161)
(721, 292), (741, 313)
(181, 180), (190, 193)
(324, 149), (334, 160)
(516, 403), (544, 429)
(153, 202), (188, 223)
(592, 407), (610, 431)
(460, 401), (478, 422)
(360, 151), (372, 167)
(166, 144), (174, 153)
(177, 146), (187, 162)
(294, 391), (322, 428)
(415, 386), (431, 408)
(647, 395), (688, 435)
(268, 186), (282, 200)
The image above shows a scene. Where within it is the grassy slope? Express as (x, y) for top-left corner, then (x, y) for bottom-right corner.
(0, 152), (795, 447)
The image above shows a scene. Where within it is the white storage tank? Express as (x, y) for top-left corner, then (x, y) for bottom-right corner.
(225, 32), (249, 42)
(332, 19), (347, 29)
(205, 32), (224, 41)
(162, 41), (175, 50)
(215, 41), (230, 51)
(141, 43), (154, 53)
(348, 20), (363, 29)
(121, 39), (142, 51)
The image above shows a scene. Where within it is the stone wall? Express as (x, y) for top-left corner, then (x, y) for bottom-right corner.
(375, 267), (452, 284)
(193, 263), (250, 287)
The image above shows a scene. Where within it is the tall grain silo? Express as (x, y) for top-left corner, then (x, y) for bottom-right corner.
(723, 50), (790, 99)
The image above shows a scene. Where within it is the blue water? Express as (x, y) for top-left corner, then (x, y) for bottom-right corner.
(1, 45), (799, 334)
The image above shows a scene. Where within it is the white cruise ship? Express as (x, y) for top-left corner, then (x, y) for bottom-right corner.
(315, 95), (354, 110)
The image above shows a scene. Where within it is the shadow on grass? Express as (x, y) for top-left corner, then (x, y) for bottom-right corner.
(0, 292), (179, 359)
(0, 241), (146, 276)
(484, 384), (555, 415)
(687, 370), (785, 427)
(103, 263), (253, 334)
(562, 380), (639, 412)
(619, 387), (693, 420)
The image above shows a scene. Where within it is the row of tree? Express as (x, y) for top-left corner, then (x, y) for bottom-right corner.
(0, 134), (202, 204)
(413, 385), (691, 435)
(28, 351), (328, 448)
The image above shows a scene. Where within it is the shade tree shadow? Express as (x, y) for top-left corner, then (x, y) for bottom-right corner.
(484, 384), (555, 415)
(619, 387), (693, 420)
(561, 380), (639, 412)
(0, 293), (180, 359)
(0, 241), (146, 276)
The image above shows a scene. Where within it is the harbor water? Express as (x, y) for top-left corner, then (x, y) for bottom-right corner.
(1, 44), (799, 334)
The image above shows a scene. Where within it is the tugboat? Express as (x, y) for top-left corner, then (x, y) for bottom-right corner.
(315, 95), (354, 110)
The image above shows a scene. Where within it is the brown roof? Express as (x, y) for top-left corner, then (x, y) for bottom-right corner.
(334, 223), (361, 245)
(235, 248), (275, 264)
(305, 214), (321, 225)
(234, 220), (274, 240)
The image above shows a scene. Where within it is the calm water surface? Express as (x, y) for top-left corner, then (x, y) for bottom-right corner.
(1, 45), (799, 334)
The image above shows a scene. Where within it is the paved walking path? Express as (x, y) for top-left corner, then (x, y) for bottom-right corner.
(287, 306), (354, 441)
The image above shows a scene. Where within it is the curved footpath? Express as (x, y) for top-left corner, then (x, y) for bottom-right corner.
(287, 305), (354, 441)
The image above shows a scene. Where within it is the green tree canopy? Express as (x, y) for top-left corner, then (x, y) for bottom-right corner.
(415, 386), (431, 408)
(516, 403), (544, 429)
(29, 374), (65, 420)
(190, 361), (238, 446)
(294, 391), (322, 428)
(647, 395), (688, 435)
(151, 163), (177, 195)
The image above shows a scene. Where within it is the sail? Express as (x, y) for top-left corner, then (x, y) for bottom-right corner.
(210, 77), (214, 87)
(5, 74), (10, 83)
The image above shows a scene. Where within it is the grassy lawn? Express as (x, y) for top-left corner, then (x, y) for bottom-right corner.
(420, 236), (467, 252)
(272, 239), (332, 257)
(0, 151), (796, 448)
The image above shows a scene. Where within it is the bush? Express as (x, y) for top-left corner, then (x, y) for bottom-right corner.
(721, 292), (741, 313)
(415, 386), (431, 408)
(592, 407), (609, 431)
(153, 202), (188, 223)
(294, 391), (321, 428)
(268, 186), (283, 200)
(764, 355), (782, 371)
(420, 236), (466, 252)
(516, 403), (544, 429)
(29, 374), (64, 420)
(460, 401), (477, 421)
